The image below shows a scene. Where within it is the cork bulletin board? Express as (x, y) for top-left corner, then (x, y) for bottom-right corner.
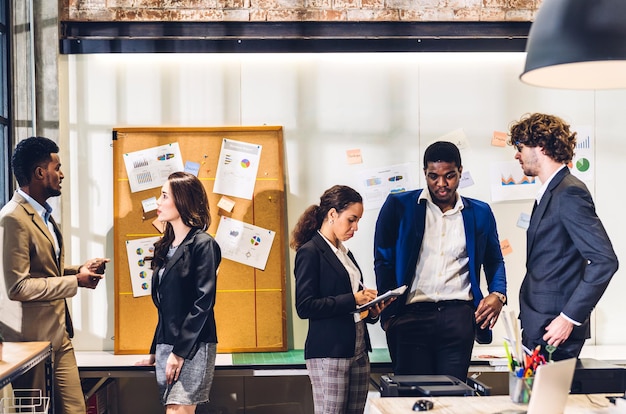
(113, 126), (286, 354)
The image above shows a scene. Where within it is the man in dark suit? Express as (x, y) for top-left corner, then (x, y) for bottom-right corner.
(374, 141), (507, 381)
(0, 136), (109, 413)
(509, 113), (618, 361)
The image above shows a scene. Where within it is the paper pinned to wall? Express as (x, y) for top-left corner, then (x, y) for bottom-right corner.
(490, 161), (540, 202)
(356, 162), (420, 210)
(570, 125), (594, 187)
(435, 128), (470, 150)
(125, 236), (160, 297)
(123, 143), (184, 193)
(214, 216), (275, 270)
(213, 139), (262, 200)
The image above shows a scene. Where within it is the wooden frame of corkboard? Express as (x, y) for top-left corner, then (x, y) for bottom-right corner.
(112, 126), (286, 354)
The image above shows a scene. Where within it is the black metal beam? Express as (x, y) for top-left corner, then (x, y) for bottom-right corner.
(59, 21), (531, 54)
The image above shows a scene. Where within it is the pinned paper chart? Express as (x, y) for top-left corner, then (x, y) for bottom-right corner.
(123, 143), (184, 193)
(213, 139), (262, 200)
(214, 216), (275, 270)
(490, 161), (540, 202)
(125, 236), (160, 297)
(356, 162), (419, 210)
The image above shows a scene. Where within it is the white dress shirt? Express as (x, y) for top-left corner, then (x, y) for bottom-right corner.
(406, 191), (472, 304)
(318, 231), (362, 322)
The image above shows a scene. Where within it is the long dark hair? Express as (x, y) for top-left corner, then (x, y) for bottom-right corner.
(289, 185), (362, 250)
(151, 172), (211, 269)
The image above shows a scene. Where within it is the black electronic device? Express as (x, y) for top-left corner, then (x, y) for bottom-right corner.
(379, 374), (476, 397)
(412, 399), (434, 411)
(571, 358), (626, 394)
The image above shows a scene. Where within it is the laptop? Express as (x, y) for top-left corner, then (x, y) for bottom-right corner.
(500, 357), (577, 414)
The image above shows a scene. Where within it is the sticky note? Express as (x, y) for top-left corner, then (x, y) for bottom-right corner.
(152, 218), (165, 233)
(459, 170), (474, 189)
(517, 212), (531, 230)
(346, 149), (363, 165)
(184, 161), (201, 176)
(500, 239), (513, 256)
(142, 196), (158, 213)
(492, 131), (508, 147)
(217, 196), (236, 213)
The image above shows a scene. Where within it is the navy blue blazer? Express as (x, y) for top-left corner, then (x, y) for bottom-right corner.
(374, 189), (507, 327)
(521, 167), (618, 342)
(295, 232), (373, 359)
(150, 228), (221, 360)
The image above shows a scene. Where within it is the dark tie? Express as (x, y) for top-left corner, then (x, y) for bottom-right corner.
(531, 200), (538, 217)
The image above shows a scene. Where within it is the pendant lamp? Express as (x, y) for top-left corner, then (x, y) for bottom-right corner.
(520, 0), (626, 89)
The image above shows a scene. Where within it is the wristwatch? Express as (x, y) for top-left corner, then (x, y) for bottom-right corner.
(492, 292), (506, 304)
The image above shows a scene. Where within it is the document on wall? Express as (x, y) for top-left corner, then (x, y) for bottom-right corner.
(213, 139), (262, 200)
(570, 125), (594, 193)
(214, 216), (275, 270)
(123, 143), (184, 193)
(489, 161), (540, 202)
(354, 285), (408, 312)
(356, 162), (419, 210)
(125, 236), (160, 297)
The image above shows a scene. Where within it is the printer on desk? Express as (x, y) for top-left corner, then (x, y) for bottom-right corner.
(378, 374), (487, 397)
(571, 358), (626, 394)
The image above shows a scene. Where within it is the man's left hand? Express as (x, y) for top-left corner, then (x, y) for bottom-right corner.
(543, 315), (573, 347)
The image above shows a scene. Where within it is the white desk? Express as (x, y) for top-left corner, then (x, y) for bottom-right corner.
(370, 394), (624, 414)
(471, 345), (626, 371)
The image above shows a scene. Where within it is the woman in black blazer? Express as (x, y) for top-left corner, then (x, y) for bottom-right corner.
(290, 185), (392, 414)
(137, 172), (221, 414)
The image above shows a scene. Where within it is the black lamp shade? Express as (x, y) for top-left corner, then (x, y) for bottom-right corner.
(520, 0), (626, 89)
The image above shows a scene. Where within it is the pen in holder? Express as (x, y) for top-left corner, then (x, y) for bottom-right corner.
(509, 371), (534, 404)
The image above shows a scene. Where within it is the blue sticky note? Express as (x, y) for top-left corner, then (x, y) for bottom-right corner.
(184, 161), (201, 176)
(517, 212), (531, 230)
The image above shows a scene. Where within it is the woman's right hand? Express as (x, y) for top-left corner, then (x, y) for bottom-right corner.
(354, 288), (377, 305)
(135, 354), (156, 366)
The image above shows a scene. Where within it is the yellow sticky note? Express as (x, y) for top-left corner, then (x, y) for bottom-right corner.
(492, 131), (508, 147)
(500, 239), (513, 256)
(346, 149), (363, 165)
(217, 196), (236, 213)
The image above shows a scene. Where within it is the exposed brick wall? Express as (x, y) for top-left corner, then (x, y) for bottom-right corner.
(61, 0), (541, 22)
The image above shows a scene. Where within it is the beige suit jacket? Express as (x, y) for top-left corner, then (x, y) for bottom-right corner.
(0, 191), (80, 350)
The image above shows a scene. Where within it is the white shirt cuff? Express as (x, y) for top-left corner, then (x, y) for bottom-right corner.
(560, 312), (581, 326)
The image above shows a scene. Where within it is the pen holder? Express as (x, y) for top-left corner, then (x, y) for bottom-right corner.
(509, 372), (534, 404)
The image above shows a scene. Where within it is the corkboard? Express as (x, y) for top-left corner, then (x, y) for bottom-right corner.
(112, 126), (286, 354)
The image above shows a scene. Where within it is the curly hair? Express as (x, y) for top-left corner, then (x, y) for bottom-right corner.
(508, 113), (577, 164)
(289, 185), (362, 250)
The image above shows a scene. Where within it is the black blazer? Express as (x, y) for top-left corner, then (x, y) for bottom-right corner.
(294, 232), (372, 359)
(521, 168), (618, 342)
(150, 228), (221, 360)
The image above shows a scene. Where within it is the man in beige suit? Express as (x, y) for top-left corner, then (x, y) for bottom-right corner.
(0, 136), (109, 413)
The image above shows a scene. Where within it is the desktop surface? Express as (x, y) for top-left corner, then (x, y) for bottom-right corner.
(370, 394), (620, 414)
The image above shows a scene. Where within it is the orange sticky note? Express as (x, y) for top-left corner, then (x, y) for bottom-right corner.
(492, 131), (508, 147)
(500, 239), (513, 256)
(152, 218), (165, 233)
(346, 149), (363, 165)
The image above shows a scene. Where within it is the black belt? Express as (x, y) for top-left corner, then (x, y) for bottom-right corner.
(405, 300), (472, 311)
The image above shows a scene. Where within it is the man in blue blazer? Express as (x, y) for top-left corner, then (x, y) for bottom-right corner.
(374, 141), (507, 380)
(509, 113), (618, 361)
